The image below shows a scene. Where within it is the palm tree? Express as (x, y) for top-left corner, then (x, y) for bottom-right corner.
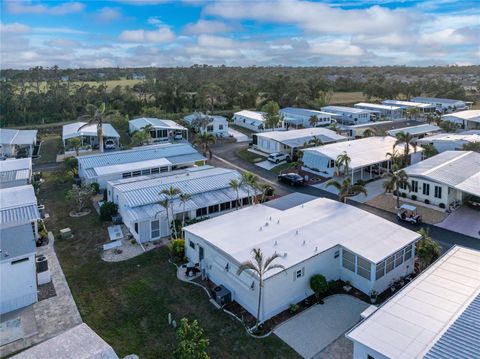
(383, 166), (411, 209)
(386, 148), (403, 169)
(416, 228), (441, 271)
(160, 187), (182, 238)
(229, 179), (241, 208)
(362, 128), (376, 137)
(394, 132), (417, 166)
(157, 198), (170, 238)
(309, 115), (319, 128)
(179, 193), (192, 230)
(309, 136), (323, 147)
(326, 177), (367, 203)
(335, 151), (351, 176)
(405, 107), (421, 120)
(193, 132), (216, 159)
(237, 248), (285, 330)
(241, 172), (259, 204)
(77, 103), (116, 153)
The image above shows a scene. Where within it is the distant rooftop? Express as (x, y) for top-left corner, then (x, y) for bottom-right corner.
(62, 122), (120, 141)
(321, 105), (371, 114)
(354, 102), (403, 111)
(443, 110), (480, 122)
(411, 96), (465, 105)
(0, 129), (37, 145)
(386, 124), (441, 137)
(234, 110), (266, 122)
(382, 99), (435, 109)
(184, 112), (227, 123)
(255, 128), (346, 146)
(280, 107), (334, 117)
(129, 117), (187, 130)
(417, 133), (480, 144)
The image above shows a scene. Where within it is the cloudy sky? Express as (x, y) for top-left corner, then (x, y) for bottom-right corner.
(1, 0), (479, 69)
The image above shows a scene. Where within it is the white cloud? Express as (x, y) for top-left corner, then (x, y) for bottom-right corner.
(308, 39), (365, 56)
(147, 17), (163, 25)
(0, 22), (31, 34)
(197, 34), (237, 48)
(44, 38), (81, 48)
(183, 20), (232, 35)
(118, 26), (175, 43)
(95, 7), (122, 22)
(5, 1), (85, 15)
(33, 27), (87, 35)
(418, 28), (468, 46)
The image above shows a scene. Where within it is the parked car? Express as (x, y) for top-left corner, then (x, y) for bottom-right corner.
(467, 196), (480, 210)
(278, 173), (304, 186)
(267, 152), (290, 164)
(174, 132), (184, 140)
(104, 139), (116, 150)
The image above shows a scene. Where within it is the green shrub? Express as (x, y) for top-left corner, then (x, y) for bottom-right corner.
(411, 194), (417, 200)
(355, 180), (365, 186)
(401, 192), (407, 198)
(168, 239), (185, 260)
(100, 201), (118, 221)
(424, 199), (430, 205)
(439, 203), (445, 209)
(310, 274), (328, 298)
(90, 182), (100, 194)
(289, 303), (299, 313)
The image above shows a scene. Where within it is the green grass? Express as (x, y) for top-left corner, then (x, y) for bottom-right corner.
(330, 91), (368, 105)
(39, 173), (298, 359)
(236, 148), (266, 163)
(270, 163), (295, 174)
(35, 134), (61, 164)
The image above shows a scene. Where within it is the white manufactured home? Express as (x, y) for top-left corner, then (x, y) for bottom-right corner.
(0, 158), (32, 189)
(302, 136), (422, 180)
(280, 107), (334, 128)
(62, 122), (120, 150)
(354, 103), (404, 121)
(386, 123), (442, 139)
(381, 99), (436, 113)
(399, 151), (480, 207)
(184, 194), (419, 323)
(347, 246), (480, 359)
(417, 132), (480, 152)
(253, 128), (346, 156)
(0, 129), (38, 158)
(129, 117), (188, 142)
(77, 143), (205, 189)
(442, 110), (480, 130)
(233, 110), (284, 132)
(107, 166), (251, 243)
(184, 113), (229, 137)
(410, 97), (468, 113)
(321, 106), (371, 125)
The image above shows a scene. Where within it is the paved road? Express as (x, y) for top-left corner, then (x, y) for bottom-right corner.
(211, 142), (480, 251)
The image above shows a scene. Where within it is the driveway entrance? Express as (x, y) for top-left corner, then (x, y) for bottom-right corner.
(436, 206), (480, 239)
(274, 294), (369, 359)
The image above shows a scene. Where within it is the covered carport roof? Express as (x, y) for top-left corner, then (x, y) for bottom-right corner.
(62, 122), (120, 141)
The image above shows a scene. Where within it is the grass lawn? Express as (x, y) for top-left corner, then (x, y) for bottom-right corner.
(35, 134), (61, 164)
(236, 147), (266, 163)
(271, 163), (295, 174)
(330, 91), (367, 105)
(39, 172), (298, 359)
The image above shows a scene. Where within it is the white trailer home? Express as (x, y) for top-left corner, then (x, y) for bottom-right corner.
(62, 122), (120, 150)
(129, 117), (188, 142)
(0, 129), (38, 158)
(442, 110), (480, 130)
(280, 107), (334, 128)
(107, 166), (251, 243)
(354, 103), (404, 121)
(184, 113), (229, 137)
(233, 110), (284, 132)
(347, 246), (480, 359)
(410, 96), (468, 113)
(0, 158), (32, 189)
(302, 136), (422, 181)
(386, 123), (442, 140)
(321, 106), (371, 125)
(184, 194), (419, 323)
(417, 132), (480, 152)
(381, 99), (436, 114)
(399, 151), (480, 207)
(77, 143), (205, 189)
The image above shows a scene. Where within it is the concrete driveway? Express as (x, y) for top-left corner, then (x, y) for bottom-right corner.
(436, 206), (480, 239)
(228, 128), (250, 142)
(274, 295), (369, 359)
(312, 178), (387, 203)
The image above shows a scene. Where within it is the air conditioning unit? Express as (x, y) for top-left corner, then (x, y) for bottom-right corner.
(36, 254), (51, 285)
(213, 285), (231, 306)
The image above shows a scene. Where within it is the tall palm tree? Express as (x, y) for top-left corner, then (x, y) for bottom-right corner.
(405, 107), (421, 120)
(416, 228), (441, 271)
(241, 172), (259, 204)
(386, 147), (403, 169)
(156, 198), (170, 238)
(77, 103), (116, 153)
(362, 128), (376, 137)
(179, 193), (192, 230)
(394, 132), (417, 166)
(382, 166), (411, 209)
(160, 187), (182, 238)
(326, 177), (367, 203)
(237, 248), (285, 330)
(335, 151), (351, 176)
(193, 132), (216, 159)
(229, 179), (241, 208)
(309, 115), (319, 128)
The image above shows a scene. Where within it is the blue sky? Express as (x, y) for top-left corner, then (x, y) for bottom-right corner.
(1, 0), (479, 68)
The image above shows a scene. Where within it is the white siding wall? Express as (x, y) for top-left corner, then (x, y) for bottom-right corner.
(0, 253), (37, 314)
(233, 115), (264, 132)
(255, 138), (280, 154)
(352, 341), (389, 359)
(302, 152), (335, 177)
(399, 178), (452, 207)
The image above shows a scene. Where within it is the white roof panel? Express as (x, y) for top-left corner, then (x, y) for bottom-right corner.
(93, 158), (171, 177)
(382, 100), (435, 109)
(234, 110), (266, 122)
(0, 129), (37, 145)
(280, 107), (333, 118)
(443, 110), (480, 122)
(129, 117), (187, 130)
(256, 128), (346, 146)
(321, 105), (370, 114)
(347, 246), (480, 359)
(62, 122), (120, 140)
(0, 185), (39, 227)
(185, 197), (420, 277)
(387, 124), (441, 137)
(354, 102), (403, 111)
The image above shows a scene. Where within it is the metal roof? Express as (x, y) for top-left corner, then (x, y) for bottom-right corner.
(382, 99), (435, 109)
(387, 124), (441, 137)
(354, 102), (403, 111)
(93, 158), (171, 177)
(62, 122), (120, 141)
(0, 185), (39, 227)
(0, 223), (36, 262)
(184, 113), (227, 124)
(417, 133), (480, 144)
(403, 151), (480, 196)
(129, 117), (187, 130)
(0, 158), (31, 186)
(0, 129), (37, 145)
(255, 128), (346, 147)
(424, 293), (480, 359)
(234, 110), (266, 122)
(347, 246), (480, 359)
(263, 193), (317, 211)
(78, 143), (203, 175)
(443, 110), (480, 123)
(280, 107), (334, 118)
(411, 97), (466, 105)
(321, 105), (370, 114)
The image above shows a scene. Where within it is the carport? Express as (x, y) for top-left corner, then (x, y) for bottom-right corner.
(274, 295), (369, 359)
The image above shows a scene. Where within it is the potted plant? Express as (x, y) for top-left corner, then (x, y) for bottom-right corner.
(390, 281), (396, 293)
(343, 280), (352, 292)
(369, 290), (378, 304)
(400, 277), (405, 286)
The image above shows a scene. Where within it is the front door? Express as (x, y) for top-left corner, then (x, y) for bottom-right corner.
(199, 246), (204, 262)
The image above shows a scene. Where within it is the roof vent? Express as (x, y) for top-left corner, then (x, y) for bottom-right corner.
(315, 246), (318, 252)
(259, 226), (262, 231)
(4, 251), (9, 257)
(295, 229), (299, 235)
(301, 204), (304, 208)
(302, 240), (306, 246)
(265, 222), (269, 227)
(283, 252), (287, 258)
(277, 219), (280, 224)
(269, 216), (272, 221)
(274, 240), (278, 246)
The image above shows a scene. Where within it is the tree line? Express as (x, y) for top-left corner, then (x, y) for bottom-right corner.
(1, 65), (474, 127)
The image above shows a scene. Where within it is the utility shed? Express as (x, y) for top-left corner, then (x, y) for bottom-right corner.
(12, 323), (119, 359)
(347, 246), (480, 359)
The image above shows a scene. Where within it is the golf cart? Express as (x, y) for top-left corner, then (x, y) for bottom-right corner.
(397, 204), (422, 224)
